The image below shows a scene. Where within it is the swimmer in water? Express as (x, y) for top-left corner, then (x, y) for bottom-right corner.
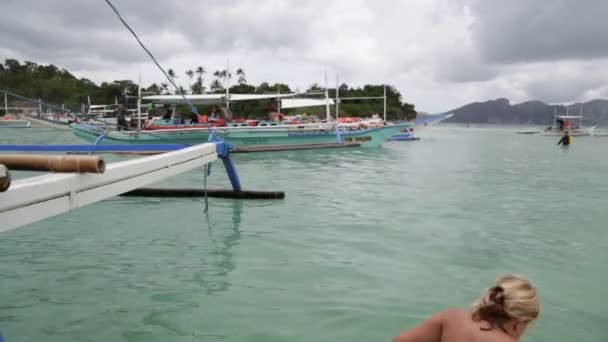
(393, 274), (539, 342)
(557, 131), (571, 146)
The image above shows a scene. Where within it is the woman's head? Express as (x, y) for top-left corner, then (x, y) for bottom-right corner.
(472, 275), (540, 338)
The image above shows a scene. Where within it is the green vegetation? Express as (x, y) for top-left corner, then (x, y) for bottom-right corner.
(0, 59), (416, 120)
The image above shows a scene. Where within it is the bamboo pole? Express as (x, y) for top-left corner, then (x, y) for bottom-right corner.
(122, 188), (285, 200)
(0, 164), (10, 192)
(0, 155), (106, 173)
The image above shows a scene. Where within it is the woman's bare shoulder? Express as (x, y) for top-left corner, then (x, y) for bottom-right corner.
(439, 308), (469, 320)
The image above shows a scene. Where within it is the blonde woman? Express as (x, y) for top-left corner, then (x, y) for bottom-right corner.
(394, 275), (539, 342)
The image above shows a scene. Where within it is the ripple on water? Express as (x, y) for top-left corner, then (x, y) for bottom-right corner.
(1, 127), (608, 341)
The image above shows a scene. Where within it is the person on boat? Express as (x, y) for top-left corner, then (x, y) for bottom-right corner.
(269, 111), (284, 122)
(115, 104), (129, 131)
(393, 274), (539, 342)
(557, 131), (571, 146)
(162, 107), (172, 121)
(189, 111), (200, 124)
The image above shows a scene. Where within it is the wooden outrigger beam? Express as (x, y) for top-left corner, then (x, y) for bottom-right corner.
(0, 164), (9, 192)
(0, 143), (217, 233)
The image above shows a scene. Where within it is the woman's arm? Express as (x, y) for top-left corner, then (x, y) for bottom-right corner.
(393, 310), (446, 342)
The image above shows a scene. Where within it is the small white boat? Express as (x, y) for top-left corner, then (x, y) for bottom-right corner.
(543, 108), (593, 136)
(516, 129), (541, 135)
(0, 117), (31, 128)
(592, 129), (608, 137)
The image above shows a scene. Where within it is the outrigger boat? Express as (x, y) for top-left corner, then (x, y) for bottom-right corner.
(71, 121), (410, 147)
(1, 93), (31, 128)
(389, 113), (453, 141)
(544, 107), (594, 136)
(70, 92), (413, 148)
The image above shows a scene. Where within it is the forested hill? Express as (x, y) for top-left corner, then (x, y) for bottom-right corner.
(443, 98), (608, 126)
(0, 59), (417, 120)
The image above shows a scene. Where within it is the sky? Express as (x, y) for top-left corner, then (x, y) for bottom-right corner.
(1, 0), (608, 113)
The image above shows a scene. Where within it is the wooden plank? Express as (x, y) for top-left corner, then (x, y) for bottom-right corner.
(0, 143), (217, 233)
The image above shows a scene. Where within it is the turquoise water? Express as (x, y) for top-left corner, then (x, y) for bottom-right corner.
(1, 125), (608, 341)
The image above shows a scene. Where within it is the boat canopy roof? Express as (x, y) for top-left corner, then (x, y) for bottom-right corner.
(89, 104), (117, 109)
(143, 93), (296, 105)
(557, 115), (582, 119)
(281, 98), (335, 109)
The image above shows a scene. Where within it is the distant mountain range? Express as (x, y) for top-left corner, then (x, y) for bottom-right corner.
(436, 98), (608, 126)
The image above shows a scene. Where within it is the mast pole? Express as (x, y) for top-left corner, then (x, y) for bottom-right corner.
(335, 73), (339, 120)
(383, 85), (387, 122)
(137, 73), (142, 131)
(324, 71), (330, 122)
(277, 87), (281, 115)
(38, 98), (42, 116)
(225, 59), (230, 111)
(553, 106), (556, 127)
(4, 92), (8, 117)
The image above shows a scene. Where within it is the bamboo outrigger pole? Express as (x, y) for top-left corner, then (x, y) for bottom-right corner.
(0, 155), (106, 173)
(0, 164), (10, 192)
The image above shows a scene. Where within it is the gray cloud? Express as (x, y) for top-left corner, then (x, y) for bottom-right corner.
(1, 0), (608, 112)
(469, 0), (608, 63)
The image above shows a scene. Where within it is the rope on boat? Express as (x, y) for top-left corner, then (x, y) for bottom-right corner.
(103, 0), (199, 115)
(203, 164), (210, 213)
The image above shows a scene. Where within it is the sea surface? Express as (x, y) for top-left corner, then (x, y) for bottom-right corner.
(1, 125), (607, 341)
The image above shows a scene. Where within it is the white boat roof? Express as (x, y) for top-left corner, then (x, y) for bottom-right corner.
(89, 104), (117, 109)
(557, 115), (582, 119)
(281, 98), (335, 109)
(143, 93), (296, 105)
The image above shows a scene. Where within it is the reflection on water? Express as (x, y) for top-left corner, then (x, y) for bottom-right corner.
(195, 201), (243, 294)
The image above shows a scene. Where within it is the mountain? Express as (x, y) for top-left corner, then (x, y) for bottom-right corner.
(443, 98), (608, 126)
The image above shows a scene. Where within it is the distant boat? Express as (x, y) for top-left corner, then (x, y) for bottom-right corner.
(516, 129), (541, 135)
(543, 106), (593, 136)
(389, 130), (420, 141)
(0, 116), (31, 128)
(388, 113), (453, 141)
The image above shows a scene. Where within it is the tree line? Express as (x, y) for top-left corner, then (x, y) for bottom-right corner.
(0, 59), (416, 120)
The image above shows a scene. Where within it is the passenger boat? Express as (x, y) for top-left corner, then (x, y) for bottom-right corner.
(543, 107), (594, 136)
(70, 92), (412, 147)
(70, 121), (411, 148)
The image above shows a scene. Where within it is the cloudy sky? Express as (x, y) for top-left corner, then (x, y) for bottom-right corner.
(1, 0), (607, 112)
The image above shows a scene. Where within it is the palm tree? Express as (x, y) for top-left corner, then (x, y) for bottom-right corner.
(212, 70), (223, 90)
(210, 79), (223, 93)
(236, 68), (246, 85)
(167, 68), (177, 93)
(160, 82), (169, 95)
(185, 69), (194, 94)
(195, 66), (206, 92)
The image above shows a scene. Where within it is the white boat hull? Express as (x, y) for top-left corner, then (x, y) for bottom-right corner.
(543, 129), (592, 137)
